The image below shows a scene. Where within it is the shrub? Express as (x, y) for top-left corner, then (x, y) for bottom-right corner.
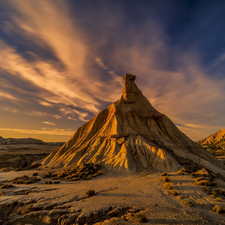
(97, 170), (102, 175)
(161, 177), (171, 183)
(170, 189), (178, 196)
(194, 179), (215, 187)
(194, 177), (204, 182)
(191, 172), (199, 177)
(45, 180), (52, 184)
(212, 189), (225, 196)
(177, 170), (185, 175)
(0, 184), (15, 189)
(86, 189), (95, 197)
(86, 175), (92, 180)
(181, 199), (194, 207)
(14, 205), (32, 215)
(33, 172), (38, 176)
(163, 182), (172, 190)
(201, 186), (212, 195)
(212, 205), (225, 214)
(161, 172), (168, 176)
(215, 197), (222, 202)
(23, 180), (32, 184)
(134, 212), (147, 223)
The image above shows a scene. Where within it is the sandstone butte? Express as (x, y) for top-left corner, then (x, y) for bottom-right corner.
(198, 129), (225, 148)
(42, 74), (225, 177)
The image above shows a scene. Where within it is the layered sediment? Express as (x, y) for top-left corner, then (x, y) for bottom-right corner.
(42, 74), (225, 176)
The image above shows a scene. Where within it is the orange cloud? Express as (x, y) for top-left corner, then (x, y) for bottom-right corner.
(42, 121), (56, 126)
(0, 127), (72, 135)
(1, 0), (225, 142)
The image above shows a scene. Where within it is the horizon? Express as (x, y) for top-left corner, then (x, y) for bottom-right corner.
(1, 0), (225, 142)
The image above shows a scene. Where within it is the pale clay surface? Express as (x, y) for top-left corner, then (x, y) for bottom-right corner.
(1, 170), (225, 224)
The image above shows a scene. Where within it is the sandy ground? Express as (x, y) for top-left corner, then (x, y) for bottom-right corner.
(1, 169), (225, 225)
(0, 144), (57, 156)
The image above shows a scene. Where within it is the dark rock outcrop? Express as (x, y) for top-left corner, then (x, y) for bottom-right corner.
(0, 136), (45, 145)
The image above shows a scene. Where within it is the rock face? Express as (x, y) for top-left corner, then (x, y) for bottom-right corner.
(42, 74), (225, 176)
(0, 136), (45, 145)
(198, 129), (225, 148)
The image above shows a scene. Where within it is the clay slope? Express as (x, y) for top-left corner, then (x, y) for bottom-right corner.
(198, 129), (225, 148)
(42, 74), (225, 176)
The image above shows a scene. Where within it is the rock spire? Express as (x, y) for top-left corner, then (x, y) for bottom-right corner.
(42, 74), (225, 177)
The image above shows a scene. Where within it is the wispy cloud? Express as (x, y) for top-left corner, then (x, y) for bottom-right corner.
(0, 128), (72, 135)
(42, 121), (56, 126)
(0, 106), (19, 113)
(0, 0), (123, 122)
(0, 91), (22, 101)
(60, 108), (88, 122)
(0, 0), (225, 142)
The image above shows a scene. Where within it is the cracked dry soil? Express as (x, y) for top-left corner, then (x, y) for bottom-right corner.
(1, 169), (225, 225)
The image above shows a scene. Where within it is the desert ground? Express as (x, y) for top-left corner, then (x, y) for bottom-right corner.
(1, 164), (225, 225)
(0, 144), (60, 170)
(1, 143), (225, 224)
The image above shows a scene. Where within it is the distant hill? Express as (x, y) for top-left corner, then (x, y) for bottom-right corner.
(198, 129), (225, 148)
(0, 136), (46, 145)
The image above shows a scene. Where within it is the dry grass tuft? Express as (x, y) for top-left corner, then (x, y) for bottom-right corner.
(181, 199), (194, 207)
(45, 180), (52, 184)
(12, 175), (40, 184)
(86, 189), (95, 197)
(0, 184), (15, 189)
(14, 205), (32, 215)
(170, 189), (178, 196)
(161, 172), (168, 176)
(201, 186), (212, 195)
(160, 177), (171, 183)
(212, 205), (225, 214)
(194, 179), (215, 187)
(43, 163), (101, 182)
(134, 212), (147, 223)
(54, 180), (60, 184)
(215, 197), (222, 202)
(177, 170), (185, 175)
(163, 182), (172, 190)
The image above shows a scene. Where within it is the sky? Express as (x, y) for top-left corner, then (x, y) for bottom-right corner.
(0, 0), (225, 142)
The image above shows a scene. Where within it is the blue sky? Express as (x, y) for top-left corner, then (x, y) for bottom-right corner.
(0, 0), (225, 142)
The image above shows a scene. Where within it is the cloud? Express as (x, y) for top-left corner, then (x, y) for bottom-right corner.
(106, 21), (225, 140)
(0, 127), (72, 135)
(42, 121), (56, 126)
(0, 0), (124, 122)
(0, 91), (22, 101)
(0, 0), (225, 142)
(60, 108), (89, 122)
(0, 106), (19, 113)
(54, 115), (62, 119)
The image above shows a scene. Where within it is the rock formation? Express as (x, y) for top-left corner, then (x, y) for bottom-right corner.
(0, 136), (45, 145)
(42, 74), (225, 176)
(198, 129), (225, 149)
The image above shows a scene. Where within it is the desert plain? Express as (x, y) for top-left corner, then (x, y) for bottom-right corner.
(1, 144), (225, 225)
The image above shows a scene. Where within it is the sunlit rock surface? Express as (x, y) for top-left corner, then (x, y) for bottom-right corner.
(42, 74), (225, 175)
(198, 129), (225, 148)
